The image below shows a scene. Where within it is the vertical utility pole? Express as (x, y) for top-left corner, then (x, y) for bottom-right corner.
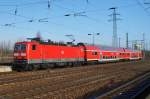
(118, 37), (121, 48)
(126, 33), (129, 49)
(93, 34), (95, 46)
(149, 41), (150, 51)
(88, 33), (100, 46)
(143, 33), (145, 60)
(143, 33), (145, 50)
(132, 41), (134, 50)
(109, 7), (121, 48)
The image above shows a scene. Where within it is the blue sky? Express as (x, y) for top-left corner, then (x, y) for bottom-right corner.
(0, 0), (150, 48)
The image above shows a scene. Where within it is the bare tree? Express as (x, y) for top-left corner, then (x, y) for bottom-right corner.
(0, 40), (13, 63)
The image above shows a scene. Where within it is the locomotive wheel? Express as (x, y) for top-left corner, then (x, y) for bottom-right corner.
(67, 62), (73, 67)
(33, 64), (40, 70)
(24, 65), (33, 71)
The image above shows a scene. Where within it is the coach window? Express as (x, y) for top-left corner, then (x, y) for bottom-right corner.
(92, 52), (98, 55)
(32, 45), (36, 50)
(95, 52), (98, 55)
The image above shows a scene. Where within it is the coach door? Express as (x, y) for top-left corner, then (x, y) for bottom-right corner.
(29, 43), (41, 64)
(100, 52), (103, 61)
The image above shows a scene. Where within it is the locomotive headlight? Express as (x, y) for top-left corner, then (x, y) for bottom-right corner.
(14, 53), (19, 56)
(21, 53), (26, 56)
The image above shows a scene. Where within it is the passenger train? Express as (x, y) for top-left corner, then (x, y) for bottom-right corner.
(13, 37), (142, 71)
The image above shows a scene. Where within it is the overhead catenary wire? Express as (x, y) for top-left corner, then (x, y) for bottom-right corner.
(144, 1), (150, 10)
(0, 0), (51, 18)
(0, 0), (75, 22)
(0, 1), (148, 14)
(0, 0), (149, 48)
(0, 14), (82, 35)
(0, 1), (47, 7)
(135, 0), (150, 16)
(0, 10), (34, 20)
(0, 0), (149, 35)
(0, 1), (145, 21)
(0, 0), (135, 32)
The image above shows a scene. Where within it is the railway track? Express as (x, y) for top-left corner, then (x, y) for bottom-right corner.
(0, 60), (149, 99)
(0, 69), (132, 98)
(30, 70), (134, 99)
(0, 60), (146, 81)
(0, 63), (127, 94)
(0, 62), (120, 85)
(0, 61), (134, 83)
(96, 71), (150, 99)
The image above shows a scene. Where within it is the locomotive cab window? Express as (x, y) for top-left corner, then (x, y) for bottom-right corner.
(14, 44), (20, 51)
(32, 45), (36, 50)
(21, 44), (26, 51)
(14, 44), (26, 51)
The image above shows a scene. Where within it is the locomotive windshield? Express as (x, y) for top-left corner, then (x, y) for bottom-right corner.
(14, 44), (26, 51)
